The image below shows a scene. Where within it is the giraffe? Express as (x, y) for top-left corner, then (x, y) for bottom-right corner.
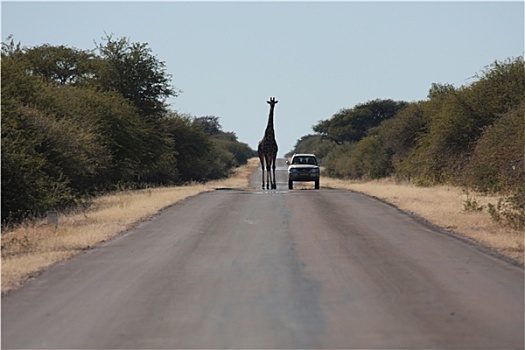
(258, 97), (278, 190)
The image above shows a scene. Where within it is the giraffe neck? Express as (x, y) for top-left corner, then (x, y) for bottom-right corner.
(266, 106), (275, 131)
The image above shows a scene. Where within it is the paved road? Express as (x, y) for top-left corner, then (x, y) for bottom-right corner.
(2, 160), (524, 349)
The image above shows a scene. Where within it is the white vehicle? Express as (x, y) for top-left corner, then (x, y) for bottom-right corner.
(286, 153), (320, 190)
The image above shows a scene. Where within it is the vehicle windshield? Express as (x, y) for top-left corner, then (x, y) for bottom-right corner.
(292, 156), (317, 165)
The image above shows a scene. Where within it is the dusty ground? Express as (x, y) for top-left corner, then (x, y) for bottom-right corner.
(2, 158), (523, 293)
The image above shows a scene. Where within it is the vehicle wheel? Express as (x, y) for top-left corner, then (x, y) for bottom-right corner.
(288, 180), (293, 190)
(315, 179), (320, 189)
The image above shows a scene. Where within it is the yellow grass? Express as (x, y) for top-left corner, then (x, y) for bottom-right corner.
(2, 158), (523, 293)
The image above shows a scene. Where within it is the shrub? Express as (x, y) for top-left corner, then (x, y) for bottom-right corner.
(465, 103), (524, 193)
(488, 188), (525, 230)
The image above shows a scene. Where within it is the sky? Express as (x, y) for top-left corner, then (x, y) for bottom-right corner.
(2, 1), (524, 156)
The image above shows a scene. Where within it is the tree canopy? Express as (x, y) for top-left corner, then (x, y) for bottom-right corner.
(313, 99), (408, 144)
(1, 36), (253, 225)
(95, 35), (177, 117)
(292, 57), (524, 195)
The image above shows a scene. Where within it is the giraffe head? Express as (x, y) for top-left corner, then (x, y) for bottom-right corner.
(267, 97), (278, 107)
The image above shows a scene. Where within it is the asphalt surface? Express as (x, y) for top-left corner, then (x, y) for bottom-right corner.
(2, 159), (524, 349)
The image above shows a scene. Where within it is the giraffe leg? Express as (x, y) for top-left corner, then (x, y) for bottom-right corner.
(265, 158), (271, 190)
(268, 159), (273, 190)
(266, 166), (271, 190)
(271, 157), (277, 189)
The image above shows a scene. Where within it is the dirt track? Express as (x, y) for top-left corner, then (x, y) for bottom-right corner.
(2, 159), (524, 349)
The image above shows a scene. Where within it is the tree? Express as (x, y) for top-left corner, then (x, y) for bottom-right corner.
(1, 102), (75, 224)
(22, 44), (96, 86)
(380, 102), (429, 159)
(1, 37), (42, 106)
(93, 36), (180, 183)
(427, 82), (455, 99)
(465, 103), (525, 193)
(163, 113), (214, 182)
(350, 133), (391, 179)
(195, 115), (223, 135)
(414, 57), (525, 184)
(1, 39), (177, 223)
(95, 35), (177, 117)
(313, 99), (407, 144)
(471, 57), (525, 115)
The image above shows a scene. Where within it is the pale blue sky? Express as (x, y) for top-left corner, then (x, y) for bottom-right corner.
(2, 1), (524, 156)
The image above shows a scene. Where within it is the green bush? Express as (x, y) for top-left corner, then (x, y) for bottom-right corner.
(1, 103), (76, 223)
(488, 188), (525, 230)
(465, 103), (524, 193)
(1, 38), (252, 226)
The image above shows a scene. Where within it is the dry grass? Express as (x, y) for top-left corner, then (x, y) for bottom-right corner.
(3, 159), (523, 293)
(323, 177), (524, 266)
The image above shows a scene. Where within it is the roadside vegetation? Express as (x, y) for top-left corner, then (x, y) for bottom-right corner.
(288, 57), (525, 232)
(2, 35), (254, 227)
